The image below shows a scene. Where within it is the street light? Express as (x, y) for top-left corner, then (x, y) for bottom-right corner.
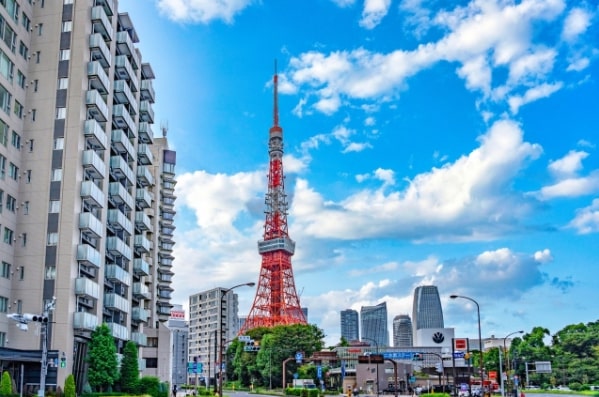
(450, 295), (483, 394)
(218, 282), (255, 397)
(503, 331), (524, 397)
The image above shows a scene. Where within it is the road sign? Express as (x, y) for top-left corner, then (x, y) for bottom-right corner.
(295, 352), (303, 363)
(317, 365), (322, 379)
(454, 338), (468, 350)
(453, 351), (465, 358)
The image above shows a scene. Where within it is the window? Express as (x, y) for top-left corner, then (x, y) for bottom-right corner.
(27, 139), (33, 152)
(0, 155), (5, 179)
(61, 21), (71, 32)
(33, 79), (38, 91)
(6, 195), (15, 212)
(0, 84), (11, 113)
(3, 0), (19, 22)
(58, 78), (68, 89)
(35, 51), (40, 63)
(59, 49), (69, 61)
(0, 50), (14, 82)
(13, 100), (23, 118)
(46, 233), (58, 246)
(51, 168), (62, 181)
(18, 265), (23, 279)
(24, 169), (31, 183)
(0, 262), (9, 278)
(49, 200), (60, 213)
(18, 40), (28, 59)
(55, 107), (66, 119)
(16, 70), (24, 88)
(20, 232), (26, 246)
(21, 13), (30, 31)
(22, 201), (28, 215)
(8, 162), (17, 180)
(64, 0), (73, 4)
(45, 266), (56, 279)
(3, 227), (14, 245)
(54, 138), (64, 150)
(0, 119), (7, 146)
(0, 190), (3, 211)
(31, 108), (36, 121)
(0, 297), (7, 313)
(0, 16), (17, 52)
(10, 130), (19, 148)
(37, 22), (43, 36)
(0, 332), (5, 347)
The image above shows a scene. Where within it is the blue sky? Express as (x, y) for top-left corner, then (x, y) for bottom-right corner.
(120, 0), (599, 346)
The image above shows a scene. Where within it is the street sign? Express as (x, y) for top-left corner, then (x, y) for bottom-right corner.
(295, 352), (303, 363)
(454, 338), (468, 350)
(317, 365), (322, 379)
(453, 351), (465, 358)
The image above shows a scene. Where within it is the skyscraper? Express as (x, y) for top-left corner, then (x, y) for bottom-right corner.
(361, 302), (389, 348)
(340, 309), (359, 342)
(0, 1), (174, 393)
(392, 314), (413, 347)
(412, 286), (444, 333)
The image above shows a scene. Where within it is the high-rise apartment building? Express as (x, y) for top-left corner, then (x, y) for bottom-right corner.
(392, 314), (413, 347)
(340, 309), (359, 342)
(188, 288), (242, 387)
(0, 1), (175, 393)
(360, 302), (389, 348)
(412, 286), (444, 333)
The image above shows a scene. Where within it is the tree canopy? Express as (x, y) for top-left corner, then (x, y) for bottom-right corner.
(86, 323), (119, 391)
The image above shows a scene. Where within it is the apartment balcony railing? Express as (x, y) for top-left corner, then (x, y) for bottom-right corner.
(106, 236), (133, 260)
(91, 6), (113, 41)
(137, 143), (153, 165)
(86, 89), (108, 122)
(111, 129), (136, 158)
(89, 33), (111, 68)
(109, 181), (134, 209)
(133, 258), (150, 276)
(75, 277), (100, 299)
(80, 180), (105, 209)
(77, 244), (102, 269)
(110, 155), (135, 186)
(105, 264), (131, 286)
(73, 312), (99, 331)
(79, 212), (103, 239)
(84, 118), (108, 150)
(87, 61), (110, 95)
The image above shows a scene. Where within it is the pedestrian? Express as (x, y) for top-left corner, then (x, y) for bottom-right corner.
(172, 384), (177, 397)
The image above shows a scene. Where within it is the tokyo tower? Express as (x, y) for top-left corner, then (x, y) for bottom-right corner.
(240, 66), (307, 333)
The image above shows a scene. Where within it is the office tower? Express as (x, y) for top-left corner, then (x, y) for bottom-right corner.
(169, 305), (189, 389)
(188, 288), (241, 386)
(392, 314), (413, 347)
(360, 302), (389, 348)
(340, 309), (359, 342)
(412, 286), (444, 334)
(240, 68), (306, 332)
(0, 1), (175, 393)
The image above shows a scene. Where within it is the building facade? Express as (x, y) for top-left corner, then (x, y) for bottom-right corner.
(169, 305), (189, 390)
(188, 288), (241, 387)
(0, 0), (175, 393)
(360, 302), (388, 348)
(340, 309), (359, 342)
(392, 314), (413, 347)
(412, 286), (444, 339)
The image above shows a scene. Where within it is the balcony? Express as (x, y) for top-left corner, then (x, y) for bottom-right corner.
(104, 293), (130, 312)
(133, 258), (150, 276)
(112, 104), (136, 134)
(115, 55), (138, 91)
(110, 156), (135, 186)
(135, 212), (152, 232)
(131, 331), (147, 346)
(132, 283), (151, 299)
(79, 212), (103, 239)
(106, 236), (133, 260)
(83, 119), (108, 150)
(94, 0), (114, 16)
(116, 31), (140, 69)
(136, 188), (152, 208)
(106, 322), (129, 341)
(87, 61), (110, 95)
(134, 234), (151, 254)
(137, 144), (153, 165)
(109, 181), (134, 209)
(105, 264), (131, 286)
(75, 277), (100, 299)
(73, 312), (99, 331)
(107, 209), (133, 235)
(111, 129), (135, 158)
(91, 6), (113, 41)
(89, 33), (111, 68)
(131, 306), (149, 322)
(80, 180), (105, 209)
(77, 244), (102, 269)
(136, 165), (154, 187)
(139, 100), (154, 123)
(86, 90), (108, 122)
(140, 79), (155, 103)
(138, 122), (154, 144)
(113, 80), (137, 109)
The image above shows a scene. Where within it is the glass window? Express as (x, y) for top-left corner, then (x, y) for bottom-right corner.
(22, 202), (29, 215)
(10, 130), (19, 148)
(0, 262), (9, 279)
(3, 227), (14, 245)
(58, 78), (68, 89)
(0, 50), (14, 82)
(0, 84), (12, 113)
(6, 195), (15, 212)
(37, 22), (43, 36)
(20, 232), (26, 246)
(21, 13), (30, 31)
(61, 21), (71, 32)
(16, 70), (25, 88)
(49, 200), (60, 213)
(18, 41), (28, 59)
(54, 137), (64, 150)
(0, 119), (8, 146)
(45, 266), (56, 279)
(13, 101), (23, 118)
(46, 233), (58, 246)
(0, 297), (7, 313)
(59, 49), (69, 61)
(0, 155), (5, 179)
(55, 107), (66, 119)
(8, 162), (17, 180)
(51, 168), (62, 181)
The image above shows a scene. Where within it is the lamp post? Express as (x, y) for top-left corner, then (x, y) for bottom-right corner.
(502, 331), (523, 397)
(218, 282), (255, 397)
(450, 295), (483, 394)
(362, 337), (380, 395)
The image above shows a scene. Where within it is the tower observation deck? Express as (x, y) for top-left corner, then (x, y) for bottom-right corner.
(240, 65), (307, 333)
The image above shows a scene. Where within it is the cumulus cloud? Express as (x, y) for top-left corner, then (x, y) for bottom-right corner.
(561, 8), (592, 42)
(359, 0), (392, 29)
(157, 0), (254, 23)
(548, 150), (589, 179)
(508, 82), (563, 114)
(534, 248), (553, 263)
(567, 199), (599, 234)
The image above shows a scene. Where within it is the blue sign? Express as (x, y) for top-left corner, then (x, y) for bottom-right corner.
(295, 352), (303, 363)
(453, 352), (465, 358)
(383, 352), (416, 360)
(341, 361), (346, 379)
(317, 365), (322, 379)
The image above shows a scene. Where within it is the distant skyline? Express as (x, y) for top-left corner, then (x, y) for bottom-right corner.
(122, 0), (598, 346)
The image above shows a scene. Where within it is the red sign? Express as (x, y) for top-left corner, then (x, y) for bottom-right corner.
(488, 371), (497, 380)
(170, 310), (185, 320)
(454, 338), (468, 350)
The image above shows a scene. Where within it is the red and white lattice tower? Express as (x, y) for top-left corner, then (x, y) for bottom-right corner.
(240, 66), (307, 333)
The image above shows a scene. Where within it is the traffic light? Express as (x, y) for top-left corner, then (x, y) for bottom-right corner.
(60, 352), (66, 368)
(33, 315), (48, 323)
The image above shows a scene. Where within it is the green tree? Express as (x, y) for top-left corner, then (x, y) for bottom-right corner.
(86, 323), (119, 391)
(120, 340), (140, 393)
(64, 374), (76, 397)
(0, 371), (12, 395)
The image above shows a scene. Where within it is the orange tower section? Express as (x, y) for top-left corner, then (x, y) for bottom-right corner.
(240, 66), (307, 333)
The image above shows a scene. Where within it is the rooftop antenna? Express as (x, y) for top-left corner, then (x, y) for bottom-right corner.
(273, 59), (279, 128)
(161, 120), (169, 137)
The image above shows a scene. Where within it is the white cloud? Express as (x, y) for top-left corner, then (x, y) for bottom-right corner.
(360, 0), (392, 29)
(157, 0), (253, 23)
(548, 150), (589, 179)
(561, 8), (592, 42)
(566, 57), (590, 72)
(533, 248), (553, 263)
(508, 82), (563, 114)
(567, 199), (599, 234)
(537, 171), (599, 199)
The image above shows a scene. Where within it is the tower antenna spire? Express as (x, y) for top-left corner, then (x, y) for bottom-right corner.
(273, 59), (279, 128)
